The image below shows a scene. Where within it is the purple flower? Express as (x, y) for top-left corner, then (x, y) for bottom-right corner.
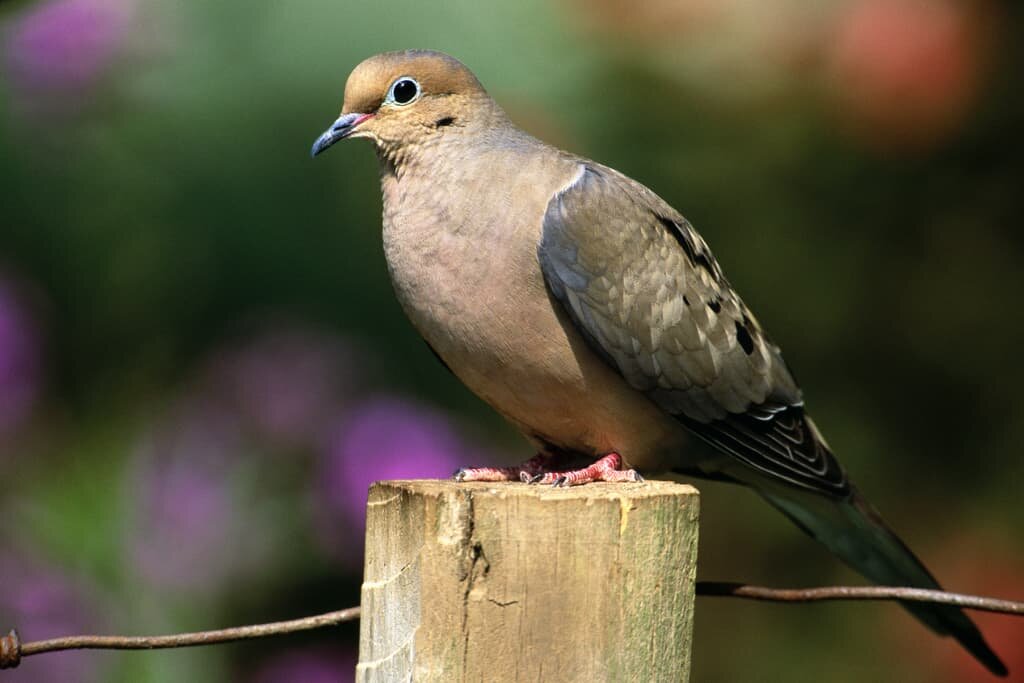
(0, 554), (100, 683)
(126, 322), (363, 590)
(4, 0), (134, 95)
(202, 324), (361, 449)
(0, 277), (43, 440)
(127, 402), (247, 592)
(247, 646), (357, 683)
(315, 396), (482, 563)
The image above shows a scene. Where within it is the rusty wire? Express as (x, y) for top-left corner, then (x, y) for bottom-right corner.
(0, 607), (361, 670)
(4, 585), (1024, 670)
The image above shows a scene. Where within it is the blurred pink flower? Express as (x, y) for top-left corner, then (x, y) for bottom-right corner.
(127, 401), (249, 592)
(202, 324), (361, 449)
(315, 396), (480, 562)
(4, 0), (134, 95)
(127, 322), (364, 588)
(247, 646), (356, 683)
(0, 554), (99, 683)
(0, 277), (43, 439)
(826, 0), (993, 150)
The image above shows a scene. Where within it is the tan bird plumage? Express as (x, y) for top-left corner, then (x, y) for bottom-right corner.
(311, 49), (1006, 676)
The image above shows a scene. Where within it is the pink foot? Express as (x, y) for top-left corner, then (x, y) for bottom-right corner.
(453, 453), (551, 482)
(529, 452), (643, 487)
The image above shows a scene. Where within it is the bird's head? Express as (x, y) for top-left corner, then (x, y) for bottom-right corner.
(311, 50), (500, 161)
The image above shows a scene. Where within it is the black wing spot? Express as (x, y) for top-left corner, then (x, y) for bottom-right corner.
(656, 214), (679, 233)
(683, 295), (691, 306)
(435, 116), (455, 128)
(655, 213), (720, 280)
(657, 214), (697, 262)
(707, 299), (722, 314)
(735, 321), (755, 354)
(694, 252), (715, 274)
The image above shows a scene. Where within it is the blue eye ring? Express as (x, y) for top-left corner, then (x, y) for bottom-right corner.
(386, 77), (421, 106)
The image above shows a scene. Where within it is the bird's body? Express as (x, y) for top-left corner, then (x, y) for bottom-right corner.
(312, 49), (1006, 676)
(380, 128), (689, 469)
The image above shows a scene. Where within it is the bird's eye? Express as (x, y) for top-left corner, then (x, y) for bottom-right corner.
(388, 77), (420, 106)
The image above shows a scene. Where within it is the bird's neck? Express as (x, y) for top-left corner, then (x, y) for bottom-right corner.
(376, 98), (513, 180)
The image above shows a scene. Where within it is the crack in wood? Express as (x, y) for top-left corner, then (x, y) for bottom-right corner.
(460, 490), (477, 676)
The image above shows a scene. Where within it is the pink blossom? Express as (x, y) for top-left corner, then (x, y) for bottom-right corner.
(5, 0), (134, 94)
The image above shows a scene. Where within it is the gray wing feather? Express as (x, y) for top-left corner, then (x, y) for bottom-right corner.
(539, 164), (849, 496)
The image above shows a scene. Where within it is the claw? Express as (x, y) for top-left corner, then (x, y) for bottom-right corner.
(522, 471), (544, 484)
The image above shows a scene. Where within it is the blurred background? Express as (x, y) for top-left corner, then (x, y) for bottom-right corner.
(0, 0), (1022, 680)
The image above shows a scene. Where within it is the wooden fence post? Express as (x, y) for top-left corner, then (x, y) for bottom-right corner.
(356, 480), (699, 682)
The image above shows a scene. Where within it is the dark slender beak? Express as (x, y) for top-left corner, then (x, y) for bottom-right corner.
(310, 112), (373, 158)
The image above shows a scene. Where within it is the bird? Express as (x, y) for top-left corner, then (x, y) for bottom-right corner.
(310, 49), (1006, 676)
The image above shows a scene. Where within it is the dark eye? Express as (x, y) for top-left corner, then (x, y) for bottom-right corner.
(389, 77), (420, 105)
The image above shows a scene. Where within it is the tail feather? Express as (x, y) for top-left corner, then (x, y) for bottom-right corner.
(759, 485), (1007, 677)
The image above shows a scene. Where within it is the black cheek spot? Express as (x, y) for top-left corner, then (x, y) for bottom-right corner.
(683, 295), (691, 306)
(707, 299), (721, 314)
(735, 321), (755, 355)
(435, 116), (455, 128)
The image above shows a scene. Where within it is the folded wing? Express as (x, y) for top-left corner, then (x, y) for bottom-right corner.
(538, 164), (848, 496)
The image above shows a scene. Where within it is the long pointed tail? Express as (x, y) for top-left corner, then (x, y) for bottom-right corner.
(759, 485), (1007, 677)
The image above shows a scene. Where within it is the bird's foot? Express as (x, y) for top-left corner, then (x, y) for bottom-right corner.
(453, 453), (552, 482)
(527, 452), (643, 487)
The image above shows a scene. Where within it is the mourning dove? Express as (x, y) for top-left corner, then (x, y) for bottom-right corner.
(311, 50), (1006, 676)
